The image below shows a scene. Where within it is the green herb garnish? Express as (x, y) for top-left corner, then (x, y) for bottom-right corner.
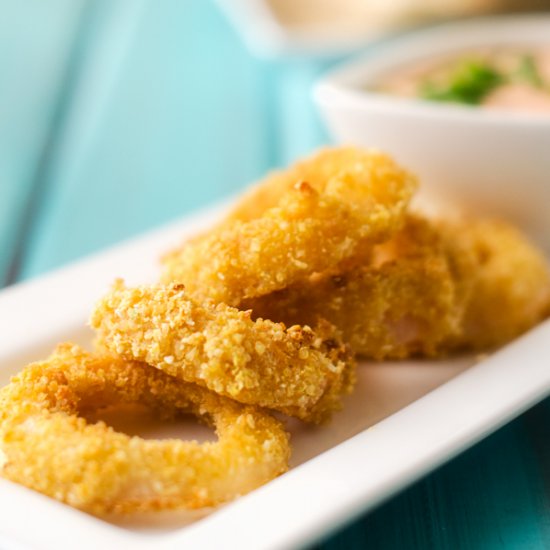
(419, 59), (503, 105)
(516, 54), (545, 89)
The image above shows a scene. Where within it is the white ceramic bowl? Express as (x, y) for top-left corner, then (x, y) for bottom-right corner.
(315, 15), (550, 250)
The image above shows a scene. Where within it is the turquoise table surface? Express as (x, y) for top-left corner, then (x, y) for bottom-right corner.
(1, 1), (548, 548)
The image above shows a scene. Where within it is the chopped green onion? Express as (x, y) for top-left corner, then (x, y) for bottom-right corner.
(516, 55), (545, 89)
(419, 59), (503, 105)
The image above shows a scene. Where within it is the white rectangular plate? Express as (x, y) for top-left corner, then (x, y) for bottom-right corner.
(0, 203), (548, 550)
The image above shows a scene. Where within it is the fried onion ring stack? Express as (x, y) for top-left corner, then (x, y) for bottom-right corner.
(1, 146), (549, 517)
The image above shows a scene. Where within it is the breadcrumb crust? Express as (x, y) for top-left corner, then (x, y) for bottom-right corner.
(243, 216), (550, 356)
(452, 219), (550, 348)
(91, 282), (355, 422)
(0, 344), (290, 514)
(162, 148), (417, 306)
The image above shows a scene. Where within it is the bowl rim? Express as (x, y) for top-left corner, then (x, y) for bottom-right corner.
(315, 14), (550, 127)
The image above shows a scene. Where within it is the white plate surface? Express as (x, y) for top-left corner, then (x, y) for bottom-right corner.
(0, 203), (548, 550)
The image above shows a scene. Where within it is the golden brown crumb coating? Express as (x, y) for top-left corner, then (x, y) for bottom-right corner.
(243, 215), (550, 357)
(161, 148), (417, 306)
(90, 281), (355, 423)
(243, 216), (475, 359)
(451, 219), (550, 349)
(0, 344), (290, 515)
(221, 146), (405, 225)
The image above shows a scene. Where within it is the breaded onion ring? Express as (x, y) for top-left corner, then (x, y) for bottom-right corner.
(243, 259), (460, 360)
(0, 344), (290, 515)
(242, 216), (550, 357)
(161, 148), (417, 306)
(243, 216), (475, 359)
(452, 219), (550, 349)
(90, 282), (355, 423)
(222, 147), (398, 225)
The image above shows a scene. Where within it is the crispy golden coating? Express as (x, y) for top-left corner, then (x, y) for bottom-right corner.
(452, 219), (550, 349)
(243, 259), (459, 360)
(243, 215), (550, 357)
(243, 216), (475, 359)
(222, 147), (402, 225)
(90, 281), (355, 423)
(161, 148), (417, 306)
(0, 344), (290, 515)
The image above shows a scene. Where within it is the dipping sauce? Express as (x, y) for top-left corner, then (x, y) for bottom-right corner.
(378, 48), (550, 114)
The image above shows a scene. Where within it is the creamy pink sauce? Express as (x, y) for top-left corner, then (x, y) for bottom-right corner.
(484, 83), (550, 113)
(378, 47), (550, 114)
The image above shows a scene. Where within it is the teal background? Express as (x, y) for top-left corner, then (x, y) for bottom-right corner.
(1, 1), (548, 548)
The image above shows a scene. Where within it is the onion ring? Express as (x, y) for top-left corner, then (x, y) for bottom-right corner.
(90, 281), (355, 423)
(243, 216), (474, 359)
(161, 148), (417, 306)
(221, 147), (400, 225)
(451, 219), (550, 349)
(0, 344), (290, 515)
(242, 215), (550, 357)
